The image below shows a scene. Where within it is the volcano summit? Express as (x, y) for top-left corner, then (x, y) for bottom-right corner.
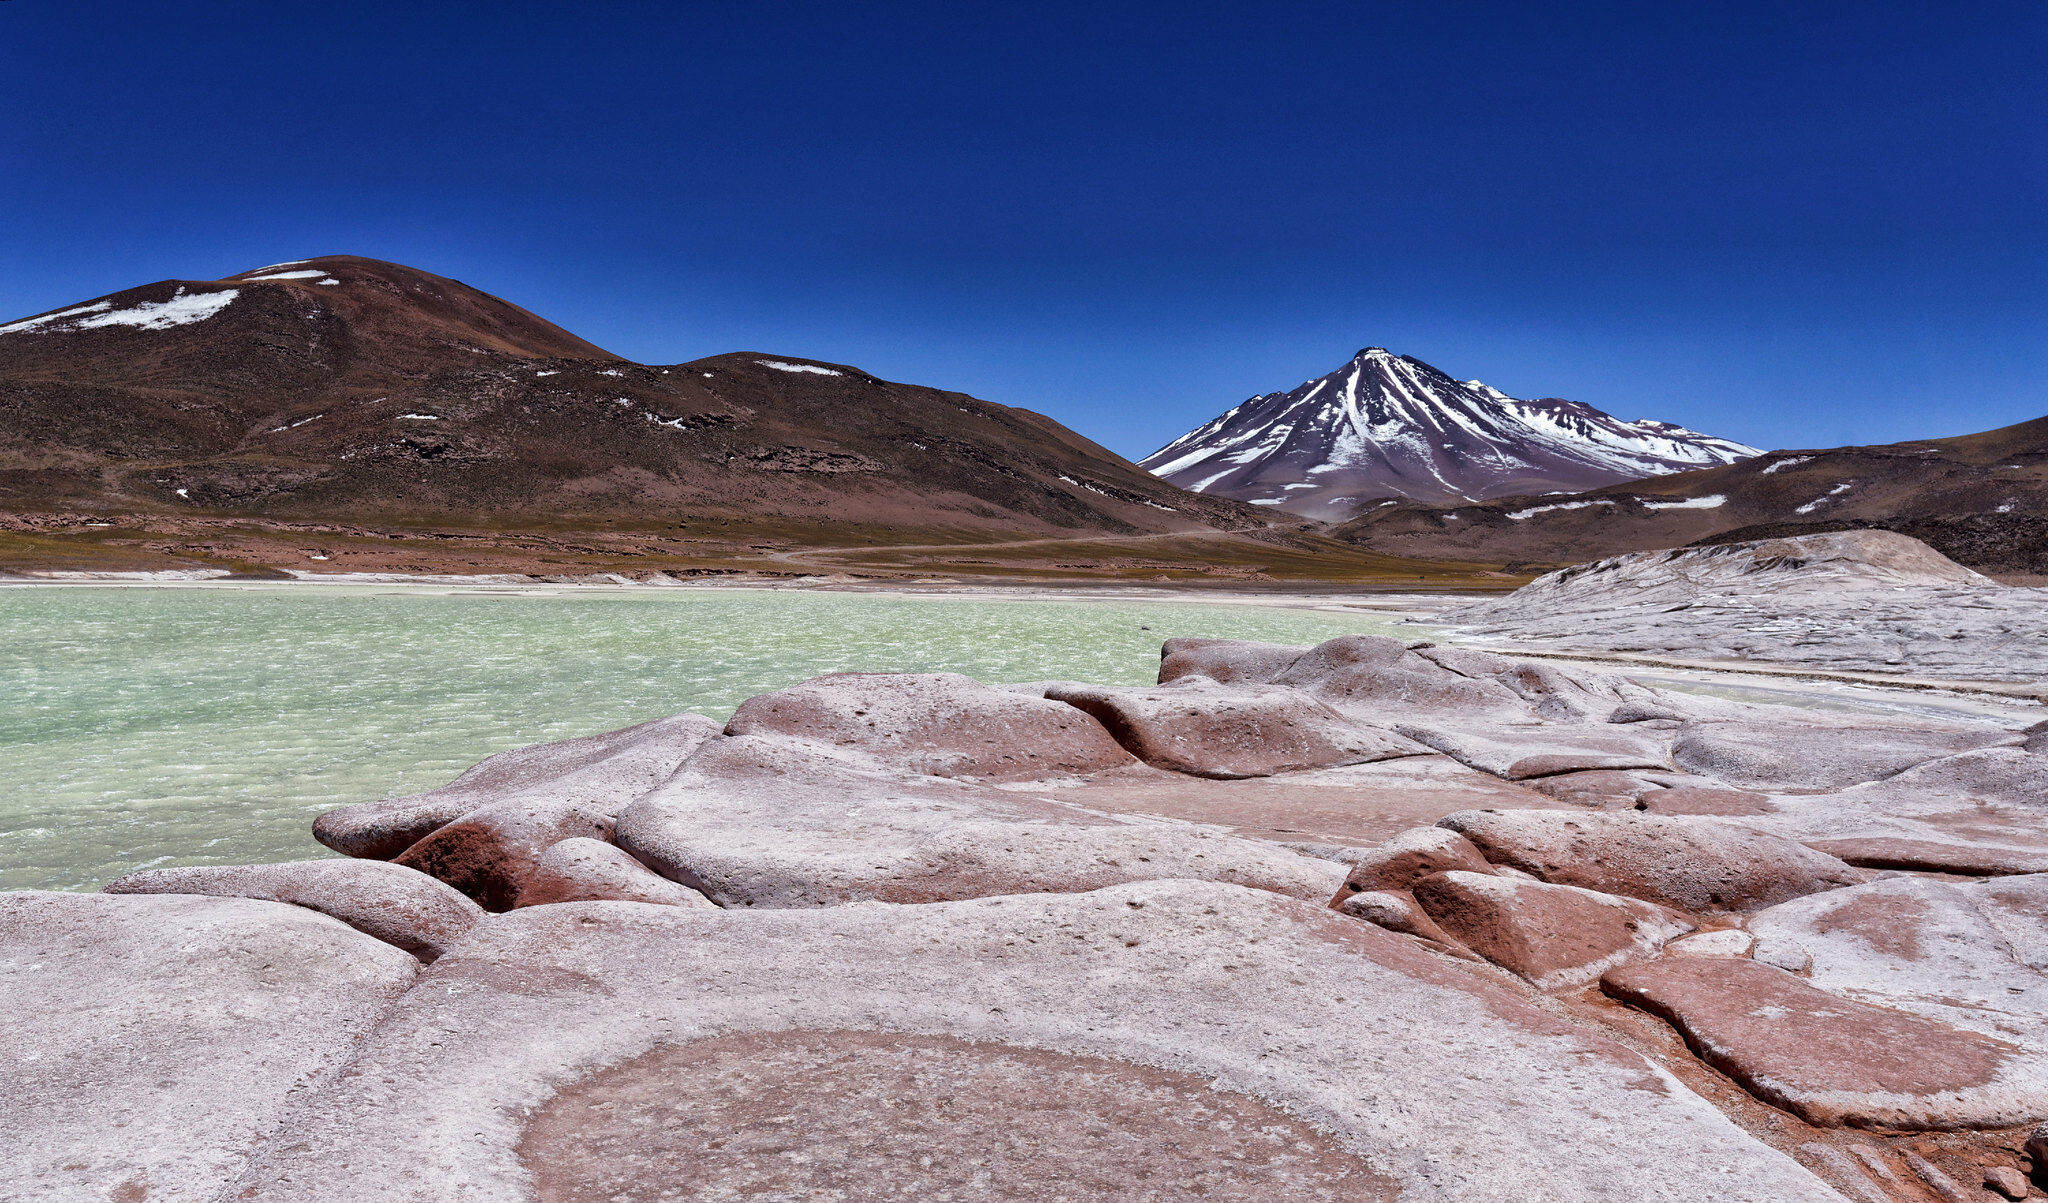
(1142, 347), (1759, 520)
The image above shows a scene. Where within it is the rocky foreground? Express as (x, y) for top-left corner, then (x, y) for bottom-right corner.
(6, 632), (2048, 1200)
(1444, 529), (2048, 683)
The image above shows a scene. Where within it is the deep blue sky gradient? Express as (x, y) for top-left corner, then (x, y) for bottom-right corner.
(2, 2), (2043, 458)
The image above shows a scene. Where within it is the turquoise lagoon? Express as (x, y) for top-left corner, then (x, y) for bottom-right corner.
(0, 584), (1409, 890)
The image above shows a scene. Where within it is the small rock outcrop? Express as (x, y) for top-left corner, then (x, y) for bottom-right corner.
(1412, 870), (1695, 990)
(1603, 957), (2048, 1129)
(313, 712), (721, 859)
(1438, 809), (1865, 912)
(1044, 678), (1424, 778)
(103, 858), (483, 961)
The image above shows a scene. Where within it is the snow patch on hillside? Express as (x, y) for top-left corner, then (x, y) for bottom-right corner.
(758, 360), (843, 376)
(0, 288), (239, 335)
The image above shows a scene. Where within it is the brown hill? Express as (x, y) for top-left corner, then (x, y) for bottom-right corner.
(1330, 415), (2048, 578)
(0, 256), (1482, 584)
(0, 255), (1259, 535)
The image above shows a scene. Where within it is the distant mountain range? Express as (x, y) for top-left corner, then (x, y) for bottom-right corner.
(0, 256), (1260, 542)
(1332, 414), (2048, 577)
(1140, 347), (1759, 520)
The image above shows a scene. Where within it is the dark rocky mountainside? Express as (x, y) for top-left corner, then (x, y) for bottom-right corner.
(1141, 346), (1757, 520)
(1333, 414), (2048, 577)
(0, 256), (1259, 542)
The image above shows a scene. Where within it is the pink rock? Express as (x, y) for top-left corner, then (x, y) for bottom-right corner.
(1602, 957), (2048, 1129)
(1411, 870), (1694, 990)
(314, 713), (721, 859)
(1156, 636), (1307, 685)
(394, 798), (613, 912)
(103, 858), (483, 961)
(517, 838), (716, 909)
(723, 671), (1136, 782)
(1438, 809), (1864, 912)
(222, 880), (1839, 1202)
(0, 891), (417, 1202)
(614, 734), (1347, 908)
(1334, 826), (1493, 898)
(1044, 678), (1424, 779)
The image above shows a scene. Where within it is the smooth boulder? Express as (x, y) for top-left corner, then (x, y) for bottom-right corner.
(103, 858), (484, 961)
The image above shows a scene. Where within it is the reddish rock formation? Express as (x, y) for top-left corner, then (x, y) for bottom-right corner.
(1603, 957), (2048, 1129)
(516, 838), (716, 909)
(1412, 870), (1695, 989)
(314, 712), (721, 859)
(1439, 809), (1864, 912)
(1335, 825), (1493, 897)
(1043, 678), (1424, 778)
(724, 671), (1136, 782)
(613, 734), (1346, 907)
(103, 858), (482, 961)
(394, 798), (613, 912)
(221, 881), (1838, 1202)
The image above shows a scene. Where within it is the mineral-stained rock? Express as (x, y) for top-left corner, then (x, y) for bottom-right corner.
(1394, 723), (1672, 780)
(723, 671), (1136, 782)
(1638, 783), (1775, 817)
(614, 734), (1346, 907)
(1671, 719), (2014, 791)
(1804, 837), (2048, 877)
(1335, 825), (1493, 897)
(1602, 957), (2048, 1129)
(103, 858), (483, 961)
(1043, 678), (1424, 778)
(1746, 876), (2048, 1053)
(1333, 887), (1477, 955)
(516, 837), (716, 909)
(1438, 809), (1864, 912)
(0, 891), (417, 1201)
(1041, 754), (1556, 848)
(394, 798), (613, 912)
(1411, 870), (1695, 990)
(1985, 1165), (2029, 1200)
(222, 880), (1840, 1202)
(313, 713), (722, 859)
(1156, 636), (1308, 685)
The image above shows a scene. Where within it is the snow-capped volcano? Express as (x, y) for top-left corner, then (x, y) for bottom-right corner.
(1141, 347), (1760, 520)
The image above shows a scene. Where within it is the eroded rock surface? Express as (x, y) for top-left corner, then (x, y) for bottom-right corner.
(725, 671), (1136, 781)
(1413, 869), (1695, 989)
(314, 713), (722, 859)
(614, 734), (1346, 906)
(1043, 677), (1423, 778)
(1442, 531), (2048, 682)
(0, 891), (418, 1201)
(394, 797), (614, 911)
(517, 838), (716, 909)
(1440, 809), (1864, 912)
(225, 882), (1838, 1202)
(103, 858), (483, 961)
(1603, 957), (2048, 1129)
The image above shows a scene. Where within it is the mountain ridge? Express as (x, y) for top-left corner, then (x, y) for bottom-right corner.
(1140, 347), (1759, 520)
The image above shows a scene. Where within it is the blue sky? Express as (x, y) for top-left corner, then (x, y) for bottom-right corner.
(2, 2), (2042, 459)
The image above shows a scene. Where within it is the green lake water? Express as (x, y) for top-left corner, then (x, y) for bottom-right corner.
(0, 584), (1409, 890)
